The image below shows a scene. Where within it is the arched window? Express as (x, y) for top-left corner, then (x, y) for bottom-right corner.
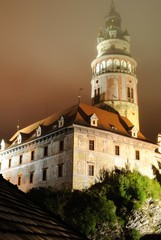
(114, 59), (120, 71)
(121, 60), (127, 70)
(127, 62), (132, 73)
(107, 59), (113, 71)
(96, 63), (100, 74)
(101, 60), (106, 71)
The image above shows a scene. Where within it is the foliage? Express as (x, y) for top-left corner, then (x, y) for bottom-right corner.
(64, 190), (117, 236)
(97, 169), (161, 210)
(27, 169), (161, 239)
(127, 228), (141, 240)
(27, 187), (70, 216)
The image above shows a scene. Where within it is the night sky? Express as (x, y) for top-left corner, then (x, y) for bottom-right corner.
(0, 0), (160, 142)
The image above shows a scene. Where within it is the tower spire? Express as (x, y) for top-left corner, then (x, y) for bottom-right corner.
(110, 0), (115, 12)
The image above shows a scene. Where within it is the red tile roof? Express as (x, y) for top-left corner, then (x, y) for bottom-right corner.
(8, 103), (147, 146)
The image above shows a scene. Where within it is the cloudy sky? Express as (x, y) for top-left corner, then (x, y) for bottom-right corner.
(0, 0), (160, 142)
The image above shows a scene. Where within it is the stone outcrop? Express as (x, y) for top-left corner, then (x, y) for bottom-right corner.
(126, 199), (161, 236)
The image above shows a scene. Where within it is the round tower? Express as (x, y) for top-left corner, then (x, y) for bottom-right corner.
(91, 1), (139, 129)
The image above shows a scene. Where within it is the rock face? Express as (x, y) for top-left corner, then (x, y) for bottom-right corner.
(126, 199), (161, 236)
(90, 199), (161, 240)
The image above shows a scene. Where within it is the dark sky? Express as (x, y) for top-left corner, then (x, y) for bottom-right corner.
(0, 0), (160, 142)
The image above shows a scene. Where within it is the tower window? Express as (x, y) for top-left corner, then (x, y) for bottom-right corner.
(135, 150), (140, 160)
(88, 165), (94, 176)
(115, 145), (120, 156)
(89, 140), (94, 151)
(127, 87), (134, 102)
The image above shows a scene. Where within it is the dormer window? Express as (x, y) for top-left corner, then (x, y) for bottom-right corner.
(90, 113), (98, 127)
(58, 116), (64, 128)
(36, 126), (42, 137)
(1, 139), (5, 151)
(129, 126), (138, 138)
(17, 133), (22, 144)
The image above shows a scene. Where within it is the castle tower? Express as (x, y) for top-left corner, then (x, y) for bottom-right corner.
(91, 1), (139, 129)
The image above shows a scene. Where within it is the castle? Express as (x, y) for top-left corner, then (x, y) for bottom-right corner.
(0, 2), (160, 192)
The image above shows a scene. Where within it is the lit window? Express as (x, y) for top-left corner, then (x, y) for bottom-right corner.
(8, 159), (11, 168)
(31, 151), (35, 161)
(89, 140), (94, 151)
(18, 175), (22, 186)
(88, 165), (94, 176)
(135, 150), (140, 160)
(44, 146), (48, 157)
(58, 164), (63, 178)
(42, 168), (47, 181)
(19, 155), (23, 165)
(59, 140), (64, 152)
(29, 172), (34, 183)
(115, 145), (120, 156)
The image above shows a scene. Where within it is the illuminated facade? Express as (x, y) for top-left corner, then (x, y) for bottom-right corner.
(0, 2), (160, 192)
(91, 2), (139, 129)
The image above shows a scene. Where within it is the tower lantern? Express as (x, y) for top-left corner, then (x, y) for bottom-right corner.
(91, 1), (139, 130)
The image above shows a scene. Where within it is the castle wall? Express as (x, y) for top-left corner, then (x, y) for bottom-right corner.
(0, 130), (74, 192)
(72, 125), (158, 190)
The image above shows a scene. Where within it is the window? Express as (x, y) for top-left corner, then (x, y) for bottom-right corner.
(127, 87), (134, 102)
(18, 175), (22, 186)
(115, 145), (120, 155)
(17, 133), (22, 144)
(59, 140), (64, 152)
(89, 140), (94, 151)
(58, 164), (63, 178)
(19, 155), (23, 165)
(44, 146), (48, 157)
(36, 126), (41, 137)
(90, 113), (98, 127)
(8, 159), (11, 168)
(88, 165), (94, 176)
(58, 116), (64, 128)
(94, 87), (100, 104)
(31, 151), (35, 161)
(135, 150), (140, 160)
(42, 168), (47, 181)
(29, 172), (34, 183)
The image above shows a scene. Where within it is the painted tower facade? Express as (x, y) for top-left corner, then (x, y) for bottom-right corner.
(91, 2), (139, 129)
